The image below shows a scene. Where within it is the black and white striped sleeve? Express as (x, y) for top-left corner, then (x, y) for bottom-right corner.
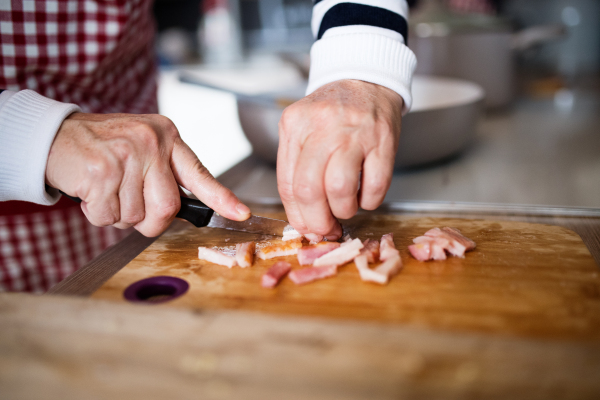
(308, 0), (417, 113)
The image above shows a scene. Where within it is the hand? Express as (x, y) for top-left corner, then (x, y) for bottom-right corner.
(46, 113), (251, 237)
(277, 80), (403, 241)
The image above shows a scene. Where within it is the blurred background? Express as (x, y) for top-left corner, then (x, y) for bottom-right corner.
(153, 0), (600, 209)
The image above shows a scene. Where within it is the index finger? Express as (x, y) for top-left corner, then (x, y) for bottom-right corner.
(170, 138), (251, 221)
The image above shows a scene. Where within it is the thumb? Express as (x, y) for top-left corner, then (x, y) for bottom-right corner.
(170, 138), (251, 221)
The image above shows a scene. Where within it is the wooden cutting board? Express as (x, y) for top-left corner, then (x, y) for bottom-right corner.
(92, 213), (600, 340)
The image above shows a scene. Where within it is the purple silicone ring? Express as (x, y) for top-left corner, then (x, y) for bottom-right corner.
(123, 276), (189, 304)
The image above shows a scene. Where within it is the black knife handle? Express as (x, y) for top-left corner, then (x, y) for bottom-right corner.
(177, 196), (214, 227)
(58, 191), (214, 228)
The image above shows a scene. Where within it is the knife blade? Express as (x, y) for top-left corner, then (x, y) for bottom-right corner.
(59, 191), (289, 237)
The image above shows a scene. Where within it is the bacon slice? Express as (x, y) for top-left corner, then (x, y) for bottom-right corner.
(380, 233), (400, 261)
(361, 239), (380, 263)
(288, 265), (338, 285)
(355, 234), (402, 285)
(235, 241), (256, 268)
(297, 242), (341, 265)
(355, 254), (387, 284)
(261, 261), (292, 288)
(282, 225), (303, 241)
(256, 238), (303, 260)
(408, 242), (431, 261)
(374, 254), (402, 281)
(313, 238), (364, 267)
(412, 236), (448, 260)
(198, 247), (237, 268)
(410, 227), (476, 261)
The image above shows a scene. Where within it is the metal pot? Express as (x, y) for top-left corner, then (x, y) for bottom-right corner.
(409, 1), (564, 108)
(180, 73), (484, 169)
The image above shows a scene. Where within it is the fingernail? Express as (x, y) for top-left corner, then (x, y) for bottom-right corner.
(305, 233), (323, 243)
(325, 234), (340, 241)
(236, 202), (251, 216)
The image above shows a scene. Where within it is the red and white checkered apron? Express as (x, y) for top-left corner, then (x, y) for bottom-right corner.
(0, 0), (158, 292)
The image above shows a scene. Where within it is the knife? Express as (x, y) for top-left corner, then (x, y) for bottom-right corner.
(58, 191), (290, 237)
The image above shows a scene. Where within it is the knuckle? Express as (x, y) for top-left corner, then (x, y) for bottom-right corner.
(87, 157), (119, 181)
(365, 175), (390, 198)
(333, 202), (358, 220)
(154, 201), (180, 222)
(122, 211), (145, 225)
(294, 182), (320, 203)
(158, 115), (180, 139)
(328, 176), (355, 199)
(134, 123), (161, 151)
(90, 212), (119, 227)
(111, 138), (135, 161)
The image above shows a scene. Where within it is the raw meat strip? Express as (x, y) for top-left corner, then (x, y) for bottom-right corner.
(374, 254), (403, 281)
(408, 242), (431, 261)
(413, 236), (448, 260)
(313, 238), (364, 267)
(282, 225), (303, 241)
(256, 238), (303, 260)
(361, 239), (380, 263)
(288, 265), (338, 285)
(425, 227), (475, 257)
(441, 227), (476, 251)
(380, 233), (400, 261)
(198, 247), (237, 268)
(410, 227), (476, 261)
(297, 242), (341, 265)
(235, 241), (256, 268)
(261, 261), (292, 288)
(354, 254), (388, 284)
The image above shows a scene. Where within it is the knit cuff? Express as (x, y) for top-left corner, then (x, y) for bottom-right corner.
(0, 90), (81, 204)
(307, 27), (417, 114)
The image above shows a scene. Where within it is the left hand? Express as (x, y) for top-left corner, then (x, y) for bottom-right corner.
(277, 79), (404, 241)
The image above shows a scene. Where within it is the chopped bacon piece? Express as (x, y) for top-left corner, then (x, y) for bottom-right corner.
(256, 238), (303, 260)
(355, 234), (403, 285)
(374, 254), (403, 280)
(261, 261), (292, 288)
(361, 239), (380, 263)
(410, 227), (476, 261)
(235, 241), (256, 268)
(313, 238), (364, 267)
(380, 233), (400, 261)
(198, 247), (237, 268)
(441, 227), (476, 251)
(282, 225), (303, 241)
(355, 254), (388, 284)
(413, 236), (448, 260)
(408, 242), (431, 261)
(297, 242), (341, 265)
(288, 265), (338, 285)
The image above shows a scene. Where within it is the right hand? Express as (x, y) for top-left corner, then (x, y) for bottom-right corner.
(45, 113), (250, 237)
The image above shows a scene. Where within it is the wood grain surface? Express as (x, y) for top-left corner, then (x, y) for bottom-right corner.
(92, 213), (600, 341)
(3, 293), (600, 400)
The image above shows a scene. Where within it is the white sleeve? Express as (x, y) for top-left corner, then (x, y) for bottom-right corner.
(308, 0), (417, 114)
(0, 90), (81, 205)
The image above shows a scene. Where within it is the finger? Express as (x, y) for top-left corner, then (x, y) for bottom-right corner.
(276, 119), (308, 234)
(324, 145), (363, 219)
(113, 161), (145, 229)
(170, 138), (250, 221)
(79, 155), (123, 227)
(134, 161), (181, 237)
(359, 146), (395, 210)
(292, 137), (342, 239)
